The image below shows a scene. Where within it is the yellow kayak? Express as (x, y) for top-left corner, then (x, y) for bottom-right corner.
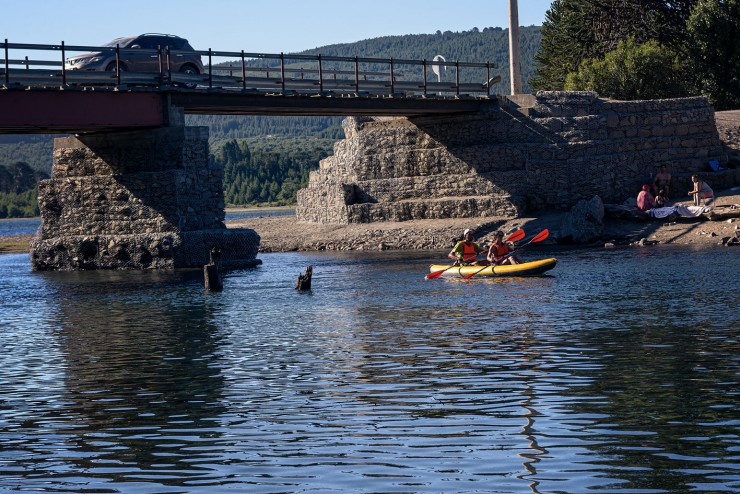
(429, 258), (558, 277)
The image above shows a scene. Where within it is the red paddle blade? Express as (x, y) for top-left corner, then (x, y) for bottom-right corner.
(506, 229), (525, 242)
(531, 229), (550, 243)
(425, 268), (447, 280)
(461, 267), (486, 279)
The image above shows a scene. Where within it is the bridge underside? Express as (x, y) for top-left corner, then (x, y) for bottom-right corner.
(0, 88), (496, 134)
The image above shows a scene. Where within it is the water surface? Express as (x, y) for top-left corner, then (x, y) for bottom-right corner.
(0, 243), (738, 493)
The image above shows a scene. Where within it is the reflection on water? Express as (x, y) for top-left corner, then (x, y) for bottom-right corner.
(0, 246), (738, 492)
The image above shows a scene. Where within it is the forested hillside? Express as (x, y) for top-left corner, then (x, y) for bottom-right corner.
(187, 26), (541, 142)
(0, 161), (48, 218)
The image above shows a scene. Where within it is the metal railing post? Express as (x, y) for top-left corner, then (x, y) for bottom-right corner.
(208, 48), (212, 88)
(157, 45), (163, 86)
(317, 54), (323, 92)
(354, 56), (359, 93)
(422, 59), (427, 96)
(115, 44), (121, 86)
(390, 58), (394, 94)
(3, 39), (8, 85)
(166, 46), (172, 84)
(241, 50), (246, 91)
(486, 62), (490, 96)
(280, 52), (285, 92)
(455, 60), (459, 96)
(61, 41), (66, 86)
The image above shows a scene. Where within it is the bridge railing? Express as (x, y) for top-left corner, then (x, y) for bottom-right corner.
(1, 40), (500, 98)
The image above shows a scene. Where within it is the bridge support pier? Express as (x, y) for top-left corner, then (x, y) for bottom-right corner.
(30, 118), (261, 270)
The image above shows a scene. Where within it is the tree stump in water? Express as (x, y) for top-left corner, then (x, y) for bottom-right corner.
(204, 247), (223, 291)
(296, 265), (313, 291)
(204, 263), (223, 291)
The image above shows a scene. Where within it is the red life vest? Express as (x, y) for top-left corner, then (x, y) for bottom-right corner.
(461, 242), (478, 263)
(490, 242), (509, 262)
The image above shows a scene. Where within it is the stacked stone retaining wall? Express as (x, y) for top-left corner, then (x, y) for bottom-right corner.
(297, 91), (733, 224)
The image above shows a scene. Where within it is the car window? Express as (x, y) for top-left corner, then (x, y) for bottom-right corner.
(135, 37), (162, 50)
(104, 37), (135, 48)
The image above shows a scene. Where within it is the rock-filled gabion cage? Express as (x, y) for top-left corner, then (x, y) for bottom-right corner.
(30, 124), (260, 271)
(297, 92), (732, 224)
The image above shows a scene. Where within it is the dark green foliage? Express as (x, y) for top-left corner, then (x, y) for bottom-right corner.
(685, 0), (740, 110)
(532, 0), (698, 91)
(564, 38), (691, 99)
(215, 138), (333, 206)
(0, 189), (39, 218)
(0, 162), (45, 218)
(187, 115), (344, 142)
(0, 136), (54, 174)
(0, 161), (49, 193)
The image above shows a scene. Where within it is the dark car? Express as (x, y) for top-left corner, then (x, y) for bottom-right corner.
(65, 34), (203, 74)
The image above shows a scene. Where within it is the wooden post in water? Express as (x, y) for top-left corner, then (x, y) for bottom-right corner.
(204, 247), (223, 291)
(295, 265), (313, 291)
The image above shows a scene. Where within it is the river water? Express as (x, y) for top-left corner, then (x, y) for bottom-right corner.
(0, 217), (738, 493)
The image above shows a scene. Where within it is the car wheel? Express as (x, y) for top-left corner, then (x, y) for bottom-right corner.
(179, 64), (200, 75)
(105, 62), (126, 72)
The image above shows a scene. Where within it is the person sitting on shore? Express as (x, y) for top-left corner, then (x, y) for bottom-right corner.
(653, 164), (672, 198)
(654, 188), (668, 208)
(487, 231), (522, 265)
(689, 175), (714, 206)
(637, 184), (655, 211)
(448, 229), (486, 265)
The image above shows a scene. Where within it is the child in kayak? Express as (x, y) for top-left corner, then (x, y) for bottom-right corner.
(487, 231), (523, 265)
(448, 229), (486, 265)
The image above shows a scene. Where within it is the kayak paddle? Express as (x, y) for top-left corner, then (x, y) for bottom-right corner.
(425, 228), (525, 280)
(461, 228), (549, 279)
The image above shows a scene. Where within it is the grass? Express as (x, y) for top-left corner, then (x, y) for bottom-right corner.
(0, 235), (31, 254)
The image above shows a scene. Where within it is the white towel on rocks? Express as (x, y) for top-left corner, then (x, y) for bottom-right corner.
(650, 205), (711, 219)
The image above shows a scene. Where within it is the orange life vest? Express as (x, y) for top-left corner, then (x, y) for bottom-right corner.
(461, 242), (478, 263)
(490, 242), (509, 262)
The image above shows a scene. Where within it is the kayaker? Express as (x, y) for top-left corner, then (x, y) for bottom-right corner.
(688, 175), (714, 206)
(487, 231), (522, 265)
(448, 229), (486, 265)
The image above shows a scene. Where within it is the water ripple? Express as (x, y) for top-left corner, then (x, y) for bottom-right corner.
(0, 247), (738, 492)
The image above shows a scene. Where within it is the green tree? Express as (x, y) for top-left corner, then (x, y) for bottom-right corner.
(564, 37), (691, 99)
(532, 0), (698, 90)
(685, 0), (740, 110)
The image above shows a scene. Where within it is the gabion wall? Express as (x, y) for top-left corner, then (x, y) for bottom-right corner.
(30, 125), (260, 271)
(297, 92), (731, 224)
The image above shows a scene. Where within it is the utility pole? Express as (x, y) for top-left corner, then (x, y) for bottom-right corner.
(508, 0), (522, 95)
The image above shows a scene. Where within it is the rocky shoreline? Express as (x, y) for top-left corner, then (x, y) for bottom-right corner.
(226, 190), (740, 254)
(2, 191), (738, 257)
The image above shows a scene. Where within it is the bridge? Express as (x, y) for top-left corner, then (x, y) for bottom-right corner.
(1, 40), (500, 133)
(7, 40), (504, 270)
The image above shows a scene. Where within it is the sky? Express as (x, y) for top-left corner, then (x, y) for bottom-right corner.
(2, 0), (553, 54)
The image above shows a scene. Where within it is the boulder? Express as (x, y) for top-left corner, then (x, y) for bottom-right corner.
(559, 195), (605, 243)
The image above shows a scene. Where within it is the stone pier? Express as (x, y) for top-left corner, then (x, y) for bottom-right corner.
(30, 117), (260, 270)
(297, 92), (734, 224)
